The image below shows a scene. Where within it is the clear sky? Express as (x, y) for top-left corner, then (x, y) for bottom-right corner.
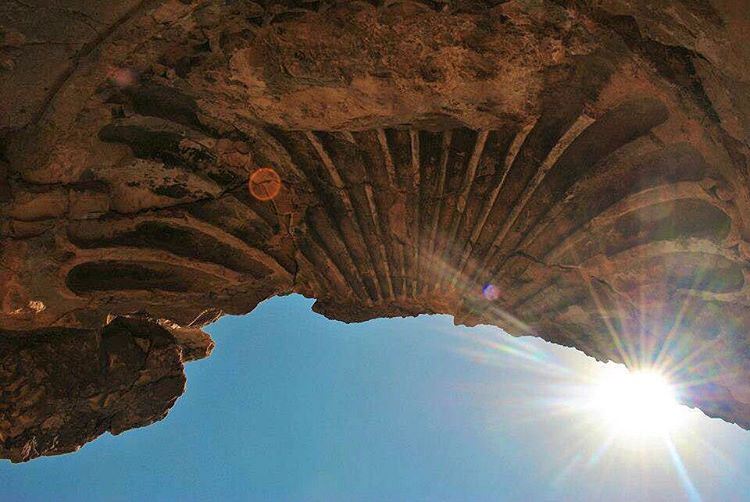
(2, 294), (749, 501)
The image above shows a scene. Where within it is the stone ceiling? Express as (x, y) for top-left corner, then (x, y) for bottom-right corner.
(1, 0), (749, 461)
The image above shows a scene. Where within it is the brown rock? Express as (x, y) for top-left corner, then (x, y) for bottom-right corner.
(0, 315), (212, 462)
(1, 0), (750, 460)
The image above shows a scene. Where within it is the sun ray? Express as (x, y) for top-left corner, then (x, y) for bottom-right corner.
(652, 266), (710, 369)
(665, 437), (703, 502)
(577, 266), (636, 368)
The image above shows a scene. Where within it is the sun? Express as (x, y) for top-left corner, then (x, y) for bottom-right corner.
(590, 365), (684, 440)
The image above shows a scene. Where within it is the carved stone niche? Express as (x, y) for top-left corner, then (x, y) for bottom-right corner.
(1, 0), (750, 461)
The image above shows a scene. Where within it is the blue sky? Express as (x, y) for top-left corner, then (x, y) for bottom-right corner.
(2, 294), (749, 501)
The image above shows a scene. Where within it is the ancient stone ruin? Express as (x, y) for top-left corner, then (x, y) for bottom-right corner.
(1, 0), (749, 461)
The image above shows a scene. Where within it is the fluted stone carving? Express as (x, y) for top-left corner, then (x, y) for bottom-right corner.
(1, 0), (749, 460)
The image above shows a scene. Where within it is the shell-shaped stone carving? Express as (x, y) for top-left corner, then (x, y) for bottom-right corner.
(1, 0), (749, 460)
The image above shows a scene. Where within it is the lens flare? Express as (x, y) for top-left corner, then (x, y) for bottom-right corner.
(482, 284), (500, 301)
(249, 167), (282, 201)
(590, 366), (683, 440)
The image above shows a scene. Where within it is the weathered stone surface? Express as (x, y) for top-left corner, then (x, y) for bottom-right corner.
(1, 0), (749, 460)
(0, 315), (213, 463)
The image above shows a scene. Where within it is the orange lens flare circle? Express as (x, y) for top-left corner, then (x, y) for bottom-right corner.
(248, 167), (282, 201)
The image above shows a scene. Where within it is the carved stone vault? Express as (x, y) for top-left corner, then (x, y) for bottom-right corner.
(1, 0), (749, 462)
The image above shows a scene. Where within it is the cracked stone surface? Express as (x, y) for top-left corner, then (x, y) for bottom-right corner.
(1, 0), (750, 461)
(0, 314), (213, 462)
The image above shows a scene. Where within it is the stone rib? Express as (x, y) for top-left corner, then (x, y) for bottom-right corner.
(452, 122), (535, 289)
